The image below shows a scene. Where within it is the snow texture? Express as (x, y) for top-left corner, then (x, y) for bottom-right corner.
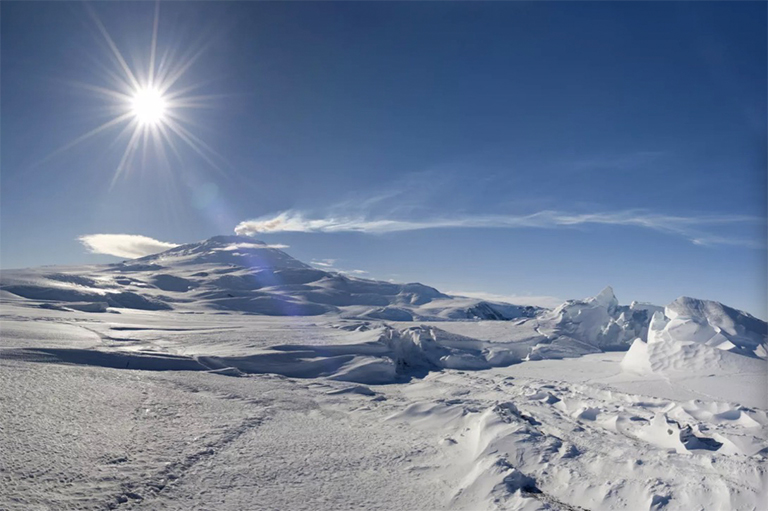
(1, 236), (766, 510)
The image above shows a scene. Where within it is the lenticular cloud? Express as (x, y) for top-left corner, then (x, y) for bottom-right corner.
(79, 234), (179, 259)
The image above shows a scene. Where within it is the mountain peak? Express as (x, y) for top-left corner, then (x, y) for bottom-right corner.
(592, 286), (618, 310)
(136, 235), (308, 269)
(204, 235), (267, 246)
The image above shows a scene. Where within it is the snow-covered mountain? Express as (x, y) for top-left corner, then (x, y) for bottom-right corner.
(0, 235), (538, 321)
(3, 235), (764, 370)
(3, 235), (767, 511)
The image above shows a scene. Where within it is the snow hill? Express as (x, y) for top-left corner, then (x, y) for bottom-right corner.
(622, 296), (768, 377)
(527, 285), (664, 359)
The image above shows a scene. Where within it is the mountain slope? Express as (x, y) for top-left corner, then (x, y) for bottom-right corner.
(0, 235), (538, 321)
(2, 235), (763, 370)
(2, 238), (766, 511)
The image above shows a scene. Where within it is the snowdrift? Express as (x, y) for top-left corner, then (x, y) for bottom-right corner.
(622, 296), (767, 377)
(0, 324), (529, 384)
(538, 286), (660, 352)
(3, 237), (767, 511)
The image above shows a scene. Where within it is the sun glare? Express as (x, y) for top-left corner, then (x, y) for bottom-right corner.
(131, 87), (167, 125)
(42, 2), (228, 187)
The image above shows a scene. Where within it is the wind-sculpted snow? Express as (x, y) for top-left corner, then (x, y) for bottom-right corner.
(665, 296), (767, 358)
(622, 296), (768, 379)
(2, 280), (766, 510)
(384, 370), (767, 510)
(2, 283), (172, 311)
(542, 287), (655, 351)
(0, 324), (526, 384)
(1, 237), (763, 371)
(2, 235), (767, 510)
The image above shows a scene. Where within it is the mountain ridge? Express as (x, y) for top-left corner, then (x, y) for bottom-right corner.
(1, 235), (764, 365)
(0, 235), (538, 321)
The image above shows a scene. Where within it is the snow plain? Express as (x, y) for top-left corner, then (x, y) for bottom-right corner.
(1, 237), (766, 510)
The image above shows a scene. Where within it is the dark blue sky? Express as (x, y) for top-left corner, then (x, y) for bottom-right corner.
(2, 2), (766, 316)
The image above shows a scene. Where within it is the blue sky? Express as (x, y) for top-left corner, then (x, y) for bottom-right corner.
(2, 2), (766, 317)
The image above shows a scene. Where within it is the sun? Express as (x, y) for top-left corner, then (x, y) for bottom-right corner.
(131, 87), (167, 126)
(42, 2), (227, 186)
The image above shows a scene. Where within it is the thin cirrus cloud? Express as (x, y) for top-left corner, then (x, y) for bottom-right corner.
(234, 209), (764, 248)
(310, 259), (336, 268)
(79, 234), (180, 259)
(311, 258), (369, 276)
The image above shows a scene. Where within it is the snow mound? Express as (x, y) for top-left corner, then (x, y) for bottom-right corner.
(665, 296), (767, 358)
(61, 302), (110, 313)
(0, 323), (530, 384)
(383, 326), (492, 372)
(2, 283), (171, 311)
(622, 297), (767, 377)
(203, 325), (525, 383)
(537, 286), (658, 354)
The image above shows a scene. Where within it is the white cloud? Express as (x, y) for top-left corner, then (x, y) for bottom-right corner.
(213, 242), (290, 252)
(79, 234), (179, 259)
(446, 290), (563, 309)
(309, 259), (371, 276)
(233, 209), (763, 247)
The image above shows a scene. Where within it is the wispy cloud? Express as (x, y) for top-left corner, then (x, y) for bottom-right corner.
(79, 234), (178, 259)
(213, 242), (290, 252)
(311, 258), (336, 268)
(309, 258), (370, 277)
(446, 290), (564, 309)
(234, 209), (764, 248)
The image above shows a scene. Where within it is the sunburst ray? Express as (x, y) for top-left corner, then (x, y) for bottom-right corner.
(39, 1), (227, 184)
